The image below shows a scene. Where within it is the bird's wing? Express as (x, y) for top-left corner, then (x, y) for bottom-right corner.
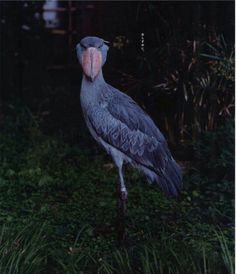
(88, 86), (182, 196)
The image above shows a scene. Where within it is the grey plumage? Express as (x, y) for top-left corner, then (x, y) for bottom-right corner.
(77, 36), (182, 197)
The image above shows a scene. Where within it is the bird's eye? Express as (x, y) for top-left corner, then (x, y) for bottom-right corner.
(80, 44), (86, 49)
(98, 43), (103, 49)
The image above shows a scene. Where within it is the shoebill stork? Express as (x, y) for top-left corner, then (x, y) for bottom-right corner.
(76, 36), (182, 243)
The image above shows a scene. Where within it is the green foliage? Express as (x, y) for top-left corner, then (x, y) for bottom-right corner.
(0, 104), (234, 273)
(193, 118), (234, 179)
(98, 228), (234, 274)
(0, 223), (48, 274)
(201, 35), (235, 82)
(0, 225), (233, 274)
(115, 12), (234, 145)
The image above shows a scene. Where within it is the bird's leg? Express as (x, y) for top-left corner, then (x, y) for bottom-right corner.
(118, 166), (128, 202)
(116, 166), (128, 245)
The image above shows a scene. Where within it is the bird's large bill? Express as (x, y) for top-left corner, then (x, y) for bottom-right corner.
(82, 47), (102, 81)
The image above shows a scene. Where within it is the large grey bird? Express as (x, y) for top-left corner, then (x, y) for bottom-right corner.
(76, 36), (182, 211)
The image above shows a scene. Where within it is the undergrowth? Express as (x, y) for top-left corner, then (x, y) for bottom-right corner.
(0, 103), (234, 273)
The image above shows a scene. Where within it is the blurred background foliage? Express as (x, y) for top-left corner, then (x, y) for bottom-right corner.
(0, 1), (234, 273)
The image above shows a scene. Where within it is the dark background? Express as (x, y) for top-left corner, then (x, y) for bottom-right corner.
(0, 1), (234, 149)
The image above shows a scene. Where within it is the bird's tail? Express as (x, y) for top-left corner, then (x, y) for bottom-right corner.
(137, 159), (182, 197)
(157, 159), (182, 197)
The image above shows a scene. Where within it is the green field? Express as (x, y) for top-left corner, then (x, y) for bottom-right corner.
(0, 104), (234, 274)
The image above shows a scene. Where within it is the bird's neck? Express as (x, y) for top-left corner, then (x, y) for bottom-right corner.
(81, 70), (106, 106)
(82, 70), (106, 90)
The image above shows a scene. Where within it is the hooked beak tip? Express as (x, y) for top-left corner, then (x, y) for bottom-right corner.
(90, 76), (95, 82)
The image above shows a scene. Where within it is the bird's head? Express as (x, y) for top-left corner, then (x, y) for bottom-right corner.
(76, 36), (109, 82)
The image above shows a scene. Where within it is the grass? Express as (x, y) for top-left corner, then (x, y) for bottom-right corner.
(0, 224), (233, 274)
(0, 223), (48, 274)
(0, 104), (234, 273)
